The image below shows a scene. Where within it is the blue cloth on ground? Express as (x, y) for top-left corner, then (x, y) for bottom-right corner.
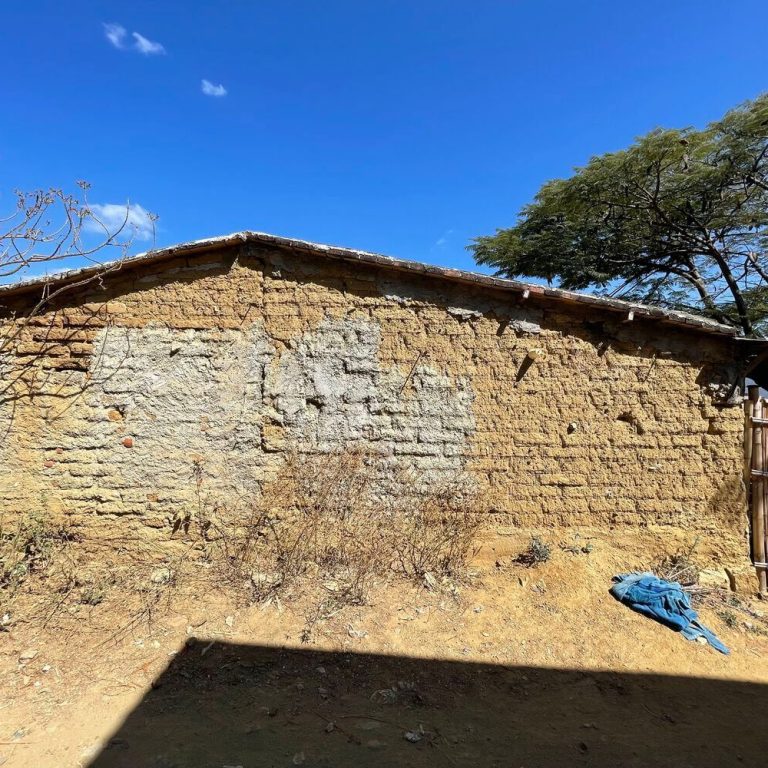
(610, 572), (729, 655)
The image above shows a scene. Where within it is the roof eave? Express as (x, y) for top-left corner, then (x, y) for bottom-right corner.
(0, 230), (741, 338)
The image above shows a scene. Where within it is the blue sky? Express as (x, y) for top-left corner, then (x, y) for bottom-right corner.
(2, 1), (767, 279)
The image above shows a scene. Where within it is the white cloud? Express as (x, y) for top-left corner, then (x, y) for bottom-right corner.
(85, 203), (156, 242)
(201, 79), (227, 97)
(104, 23), (165, 55)
(434, 229), (454, 248)
(132, 32), (165, 55)
(103, 22), (128, 49)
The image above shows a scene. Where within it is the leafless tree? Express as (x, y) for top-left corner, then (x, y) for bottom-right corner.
(0, 182), (157, 415)
(0, 181), (156, 350)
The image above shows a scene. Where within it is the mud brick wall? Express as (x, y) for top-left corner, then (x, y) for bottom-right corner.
(0, 243), (748, 558)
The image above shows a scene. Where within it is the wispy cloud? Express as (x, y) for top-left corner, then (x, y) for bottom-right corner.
(132, 32), (165, 55)
(85, 203), (156, 241)
(201, 79), (227, 97)
(103, 23), (165, 55)
(103, 22), (128, 50)
(434, 229), (454, 248)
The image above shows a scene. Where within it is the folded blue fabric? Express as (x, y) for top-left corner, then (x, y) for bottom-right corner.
(611, 572), (729, 655)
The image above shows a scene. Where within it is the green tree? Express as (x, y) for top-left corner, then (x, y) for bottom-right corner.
(470, 95), (768, 336)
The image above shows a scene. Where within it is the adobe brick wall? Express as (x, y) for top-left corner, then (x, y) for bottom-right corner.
(0, 243), (749, 561)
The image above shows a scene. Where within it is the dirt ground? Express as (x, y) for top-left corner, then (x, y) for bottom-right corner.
(2, 527), (767, 768)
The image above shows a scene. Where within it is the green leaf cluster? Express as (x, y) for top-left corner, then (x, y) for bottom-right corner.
(470, 95), (768, 336)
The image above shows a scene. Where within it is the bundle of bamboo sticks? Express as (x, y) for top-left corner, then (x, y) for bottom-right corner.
(745, 386), (768, 594)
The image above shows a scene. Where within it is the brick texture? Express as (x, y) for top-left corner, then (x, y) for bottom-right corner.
(0, 244), (749, 561)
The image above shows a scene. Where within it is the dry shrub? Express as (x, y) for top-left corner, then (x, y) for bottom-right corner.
(1, 509), (196, 638)
(204, 448), (483, 608)
(203, 450), (387, 606)
(0, 512), (79, 598)
(2, 449), (484, 637)
(390, 486), (482, 580)
(653, 539), (700, 585)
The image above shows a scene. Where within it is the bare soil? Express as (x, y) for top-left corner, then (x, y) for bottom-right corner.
(2, 527), (767, 768)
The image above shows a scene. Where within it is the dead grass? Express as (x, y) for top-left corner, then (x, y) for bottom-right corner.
(1, 449), (485, 641)
(1, 512), (73, 592)
(653, 539), (700, 585)
(202, 449), (483, 615)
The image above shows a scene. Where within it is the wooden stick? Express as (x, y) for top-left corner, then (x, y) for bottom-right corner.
(745, 386), (757, 490)
(753, 394), (768, 594)
(763, 400), (768, 594)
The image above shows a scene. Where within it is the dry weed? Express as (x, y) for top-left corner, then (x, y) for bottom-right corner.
(0, 512), (79, 599)
(2, 448), (485, 639)
(202, 448), (483, 611)
(390, 486), (482, 581)
(653, 539), (700, 585)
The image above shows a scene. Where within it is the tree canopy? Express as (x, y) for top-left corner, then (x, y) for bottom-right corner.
(470, 95), (768, 336)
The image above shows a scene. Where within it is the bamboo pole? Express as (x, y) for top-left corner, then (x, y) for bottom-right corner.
(745, 386), (757, 491)
(753, 394), (767, 594)
(763, 400), (768, 594)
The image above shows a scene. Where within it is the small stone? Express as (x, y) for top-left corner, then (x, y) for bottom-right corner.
(347, 626), (368, 639)
(106, 738), (129, 751)
(122, 437), (134, 448)
(366, 739), (387, 749)
(292, 751), (305, 765)
(404, 731), (422, 743)
(225, 615), (234, 627)
(188, 613), (207, 628)
(150, 567), (172, 585)
(698, 569), (730, 590)
(19, 649), (38, 664)
(324, 721), (335, 733)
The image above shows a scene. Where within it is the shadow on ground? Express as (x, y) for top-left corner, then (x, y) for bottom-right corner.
(88, 641), (765, 768)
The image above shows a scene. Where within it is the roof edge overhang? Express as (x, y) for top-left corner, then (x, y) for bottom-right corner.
(0, 230), (749, 339)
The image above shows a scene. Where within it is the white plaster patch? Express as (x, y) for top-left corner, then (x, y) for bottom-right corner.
(32, 317), (475, 518)
(57, 325), (274, 513)
(266, 317), (475, 483)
